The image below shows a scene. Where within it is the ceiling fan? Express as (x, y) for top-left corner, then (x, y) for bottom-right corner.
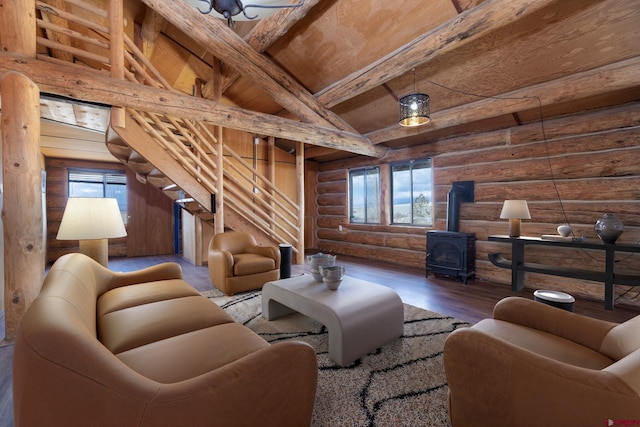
(197, 0), (305, 26)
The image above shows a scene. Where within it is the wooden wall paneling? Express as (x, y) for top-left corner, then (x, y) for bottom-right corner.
(434, 147), (640, 184)
(315, 101), (640, 308)
(125, 168), (174, 257)
(434, 199), (640, 229)
(509, 102), (640, 144)
(318, 205), (346, 217)
(318, 239), (425, 269)
(437, 177), (640, 203)
(434, 128), (640, 169)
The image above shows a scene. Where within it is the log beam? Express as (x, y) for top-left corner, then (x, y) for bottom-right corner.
(202, 0), (321, 98)
(366, 57), (640, 144)
(315, 0), (603, 109)
(140, 0), (361, 135)
(0, 52), (387, 157)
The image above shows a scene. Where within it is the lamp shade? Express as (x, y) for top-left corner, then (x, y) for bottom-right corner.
(399, 93), (430, 127)
(57, 198), (127, 240)
(500, 200), (531, 219)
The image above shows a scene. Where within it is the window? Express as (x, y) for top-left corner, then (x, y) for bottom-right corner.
(391, 159), (433, 226)
(349, 167), (380, 224)
(68, 170), (127, 224)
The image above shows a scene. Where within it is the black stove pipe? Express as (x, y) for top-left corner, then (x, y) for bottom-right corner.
(446, 181), (475, 232)
(447, 187), (461, 232)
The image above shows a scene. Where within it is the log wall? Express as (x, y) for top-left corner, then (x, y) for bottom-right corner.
(316, 102), (640, 308)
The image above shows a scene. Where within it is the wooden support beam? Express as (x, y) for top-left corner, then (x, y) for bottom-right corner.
(110, 0), (125, 128)
(366, 57), (640, 144)
(140, 7), (166, 60)
(315, 0), (603, 109)
(1, 0), (41, 342)
(212, 58), (224, 234)
(1, 72), (44, 341)
(112, 114), (212, 210)
(202, 0), (321, 97)
(0, 0), (36, 55)
(295, 141), (305, 263)
(140, 0), (360, 135)
(0, 52), (387, 157)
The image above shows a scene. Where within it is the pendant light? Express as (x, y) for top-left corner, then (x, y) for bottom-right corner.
(399, 69), (430, 127)
(194, 0), (305, 26)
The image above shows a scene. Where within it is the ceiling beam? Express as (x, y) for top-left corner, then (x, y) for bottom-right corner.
(202, 0), (322, 98)
(139, 7), (166, 60)
(315, 0), (604, 109)
(0, 52), (387, 157)
(366, 57), (640, 144)
(141, 0), (362, 136)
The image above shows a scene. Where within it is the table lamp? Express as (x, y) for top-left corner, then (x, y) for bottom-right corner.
(500, 200), (531, 237)
(56, 198), (127, 267)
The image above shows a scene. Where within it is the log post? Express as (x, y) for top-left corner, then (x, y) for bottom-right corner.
(110, 0), (125, 128)
(267, 136), (276, 231)
(1, 0), (41, 341)
(1, 72), (44, 341)
(295, 141), (304, 263)
(212, 59), (224, 234)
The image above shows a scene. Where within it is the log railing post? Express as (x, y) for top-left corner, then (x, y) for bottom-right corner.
(213, 59), (224, 234)
(295, 141), (304, 263)
(110, 0), (125, 128)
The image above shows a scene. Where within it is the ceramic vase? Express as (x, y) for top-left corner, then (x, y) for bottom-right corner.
(307, 253), (337, 282)
(594, 213), (624, 244)
(557, 224), (572, 237)
(319, 265), (345, 290)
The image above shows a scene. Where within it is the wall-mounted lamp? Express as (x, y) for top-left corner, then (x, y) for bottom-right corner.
(56, 198), (127, 267)
(399, 69), (430, 127)
(500, 200), (531, 237)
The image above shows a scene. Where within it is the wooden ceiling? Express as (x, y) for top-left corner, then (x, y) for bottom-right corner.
(5, 0), (640, 162)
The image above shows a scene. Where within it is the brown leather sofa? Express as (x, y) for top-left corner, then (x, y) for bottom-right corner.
(208, 231), (280, 295)
(13, 253), (317, 427)
(444, 297), (640, 427)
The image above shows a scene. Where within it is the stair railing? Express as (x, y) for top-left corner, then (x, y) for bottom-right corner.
(34, 0), (301, 251)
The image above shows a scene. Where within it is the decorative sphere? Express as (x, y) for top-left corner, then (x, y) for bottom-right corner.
(594, 213), (624, 244)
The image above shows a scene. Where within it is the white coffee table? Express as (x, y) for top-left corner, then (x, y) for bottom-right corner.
(262, 275), (404, 366)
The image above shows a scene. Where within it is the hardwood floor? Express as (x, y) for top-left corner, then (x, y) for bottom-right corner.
(1, 253), (638, 427)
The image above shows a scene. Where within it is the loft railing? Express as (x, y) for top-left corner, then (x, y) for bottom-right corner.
(34, 0), (301, 252)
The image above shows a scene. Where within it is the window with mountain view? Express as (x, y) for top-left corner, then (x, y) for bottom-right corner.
(391, 159), (433, 226)
(349, 167), (380, 224)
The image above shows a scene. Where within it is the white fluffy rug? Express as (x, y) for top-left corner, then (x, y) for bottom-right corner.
(204, 289), (469, 427)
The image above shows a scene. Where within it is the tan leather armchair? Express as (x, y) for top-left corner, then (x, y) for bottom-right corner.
(444, 297), (640, 427)
(208, 231), (280, 295)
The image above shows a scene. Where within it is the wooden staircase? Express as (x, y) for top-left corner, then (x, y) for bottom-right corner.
(106, 111), (300, 250)
(32, 0), (302, 255)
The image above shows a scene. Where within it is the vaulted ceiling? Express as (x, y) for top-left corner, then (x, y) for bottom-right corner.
(6, 0), (640, 162)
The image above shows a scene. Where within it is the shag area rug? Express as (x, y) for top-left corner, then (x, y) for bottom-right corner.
(203, 289), (470, 427)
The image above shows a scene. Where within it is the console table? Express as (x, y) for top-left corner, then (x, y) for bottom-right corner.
(488, 235), (640, 310)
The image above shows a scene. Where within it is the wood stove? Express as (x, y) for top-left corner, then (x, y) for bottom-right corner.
(425, 181), (476, 283)
(426, 231), (476, 283)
